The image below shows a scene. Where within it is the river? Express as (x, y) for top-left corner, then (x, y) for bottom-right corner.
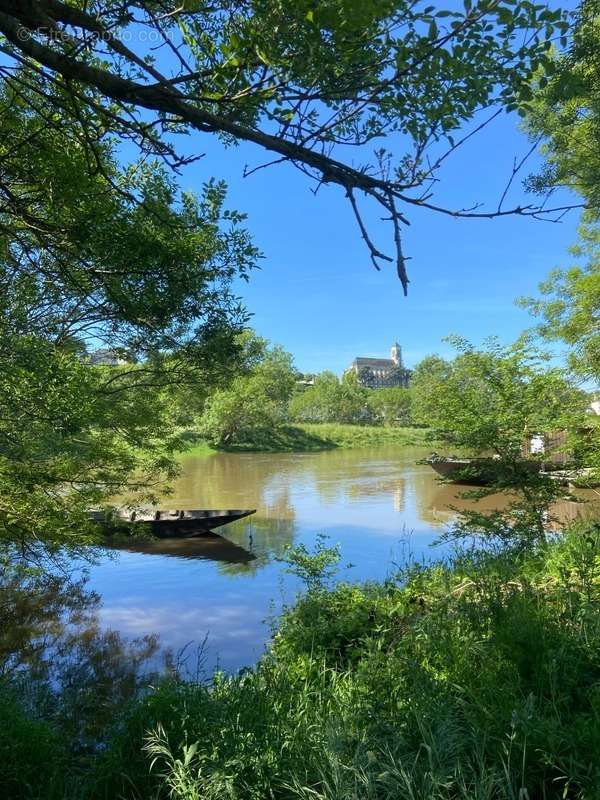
(79, 445), (599, 675)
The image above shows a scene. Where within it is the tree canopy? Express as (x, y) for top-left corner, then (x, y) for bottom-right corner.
(199, 335), (297, 447)
(0, 82), (259, 551)
(522, 228), (600, 380)
(525, 0), (600, 210)
(520, 1), (600, 383)
(0, 0), (575, 291)
(413, 337), (586, 459)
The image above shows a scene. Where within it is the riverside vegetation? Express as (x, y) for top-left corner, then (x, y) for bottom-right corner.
(5, 337), (598, 798)
(180, 424), (431, 455)
(3, 0), (600, 798)
(187, 338), (425, 453)
(3, 523), (600, 799)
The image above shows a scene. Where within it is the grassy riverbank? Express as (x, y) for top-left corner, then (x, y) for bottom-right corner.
(180, 423), (434, 456)
(4, 523), (600, 799)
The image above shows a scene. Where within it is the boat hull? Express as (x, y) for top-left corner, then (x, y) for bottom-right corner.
(426, 458), (540, 486)
(89, 509), (256, 538)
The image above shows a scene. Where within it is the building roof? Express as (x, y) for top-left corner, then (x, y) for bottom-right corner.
(352, 357), (396, 368)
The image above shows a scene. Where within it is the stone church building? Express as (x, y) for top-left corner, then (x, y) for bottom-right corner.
(347, 343), (411, 388)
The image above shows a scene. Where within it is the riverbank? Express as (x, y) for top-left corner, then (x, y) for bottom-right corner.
(180, 423), (434, 456)
(5, 523), (600, 798)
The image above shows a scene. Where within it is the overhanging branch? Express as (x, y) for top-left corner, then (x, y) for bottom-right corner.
(0, 0), (584, 292)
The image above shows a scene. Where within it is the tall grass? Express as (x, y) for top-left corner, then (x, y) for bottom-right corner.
(80, 523), (600, 800)
(294, 423), (433, 449)
(3, 525), (600, 798)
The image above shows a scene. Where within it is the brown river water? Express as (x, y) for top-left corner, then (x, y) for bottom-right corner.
(76, 445), (600, 674)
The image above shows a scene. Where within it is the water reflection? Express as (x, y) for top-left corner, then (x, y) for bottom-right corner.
(109, 532), (256, 565)
(0, 564), (165, 749)
(418, 480), (600, 527)
(81, 445), (600, 674)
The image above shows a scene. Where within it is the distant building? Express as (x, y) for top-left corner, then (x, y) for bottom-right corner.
(588, 396), (600, 415)
(347, 342), (411, 388)
(88, 348), (127, 367)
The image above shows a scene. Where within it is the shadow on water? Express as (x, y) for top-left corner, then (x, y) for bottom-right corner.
(107, 532), (257, 565)
(104, 515), (298, 575)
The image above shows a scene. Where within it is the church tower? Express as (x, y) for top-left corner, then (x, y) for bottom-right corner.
(390, 342), (402, 367)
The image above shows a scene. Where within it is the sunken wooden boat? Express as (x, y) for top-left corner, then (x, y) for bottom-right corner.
(89, 508), (256, 538)
(423, 457), (541, 486)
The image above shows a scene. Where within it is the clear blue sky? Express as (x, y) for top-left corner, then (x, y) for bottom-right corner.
(172, 109), (581, 376)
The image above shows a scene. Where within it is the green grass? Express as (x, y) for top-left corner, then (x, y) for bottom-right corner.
(178, 424), (434, 455)
(176, 439), (216, 458)
(295, 422), (433, 449)
(6, 523), (600, 799)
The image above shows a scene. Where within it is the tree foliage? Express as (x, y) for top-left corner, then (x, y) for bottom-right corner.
(289, 371), (368, 424)
(199, 336), (297, 447)
(0, 0), (574, 290)
(0, 84), (259, 551)
(525, 0), (600, 210)
(366, 387), (412, 426)
(522, 228), (600, 380)
(414, 337), (586, 458)
(290, 372), (413, 426)
(413, 338), (588, 546)
(521, 2), (600, 385)
(411, 354), (452, 386)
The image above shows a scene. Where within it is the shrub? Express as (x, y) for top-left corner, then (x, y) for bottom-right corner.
(90, 526), (600, 799)
(0, 688), (67, 800)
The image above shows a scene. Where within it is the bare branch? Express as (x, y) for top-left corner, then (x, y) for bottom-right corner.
(346, 188), (394, 272)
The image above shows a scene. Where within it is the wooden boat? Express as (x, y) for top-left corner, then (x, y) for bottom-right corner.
(425, 457), (498, 486)
(423, 457), (541, 486)
(89, 508), (256, 538)
(543, 468), (600, 488)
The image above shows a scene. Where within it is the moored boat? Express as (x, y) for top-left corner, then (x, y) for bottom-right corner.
(88, 508), (256, 538)
(423, 456), (541, 486)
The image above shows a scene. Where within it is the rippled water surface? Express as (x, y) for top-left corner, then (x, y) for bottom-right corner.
(81, 446), (598, 673)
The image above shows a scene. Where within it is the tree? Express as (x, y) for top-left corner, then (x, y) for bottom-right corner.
(356, 366), (376, 389)
(412, 354), (452, 385)
(366, 387), (412, 426)
(525, 0), (600, 209)
(289, 372), (341, 424)
(522, 229), (600, 381)
(0, 86), (259, 552)
(289, 371), (367, 424)
(520, 230), (600, 480)
(415, 338), (585, 459)
(0, 0), (574, 291)
(200, 338), (297, 447)
(410, 354), (452, 424)
(415, 338), (588, 546)
(338, 371), (369, 423)
(520, 1), (600, 383)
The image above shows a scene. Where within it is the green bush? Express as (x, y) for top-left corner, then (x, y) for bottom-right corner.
(88, 525), (600, 800)
(0, 688), (67, 800)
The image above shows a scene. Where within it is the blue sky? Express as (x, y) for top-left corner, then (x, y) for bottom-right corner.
(172, 108), (581, 375)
